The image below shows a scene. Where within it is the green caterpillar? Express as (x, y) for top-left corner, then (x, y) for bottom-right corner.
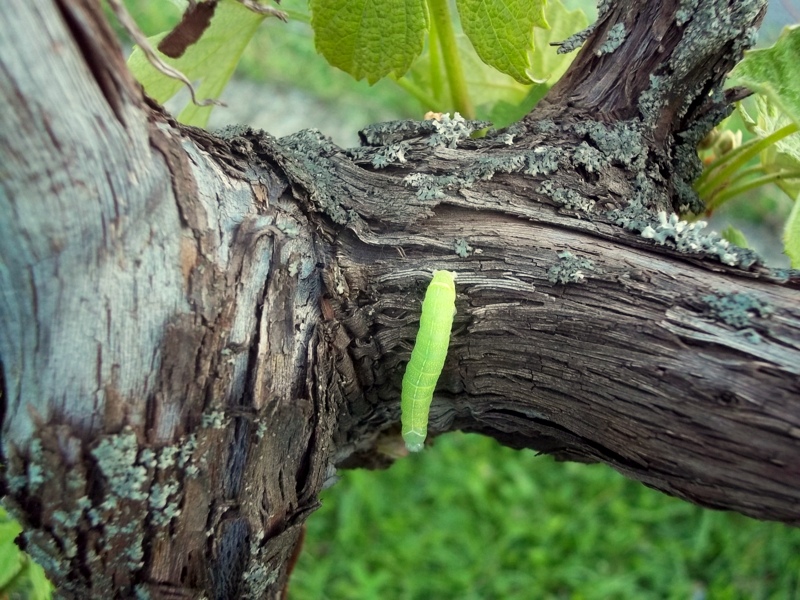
(401, 270), (457, 452)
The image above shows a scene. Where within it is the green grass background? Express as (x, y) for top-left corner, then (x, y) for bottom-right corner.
(291, 433), (800, 599)
(3, 2), (799, 598)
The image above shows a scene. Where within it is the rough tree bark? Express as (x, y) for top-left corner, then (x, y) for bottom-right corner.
(1, 0), (798, 598)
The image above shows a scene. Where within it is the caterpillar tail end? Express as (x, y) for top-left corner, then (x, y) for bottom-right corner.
(403, 430), (426, 453)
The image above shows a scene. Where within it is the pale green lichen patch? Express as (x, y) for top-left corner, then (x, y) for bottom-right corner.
(149, 481), (182, 528)
(494, 132), (516, 145)
(472, 154), (526, 178)
(359, 119), (438, 146)
(157, 445), (180, 470)
(202, 408), (229, 429)
(638, 75), (667, 125)
(548, 251), (595, 284)
(669, 0), (763, 82)
(9, 427), (207, 590)
(610, 172), (667, 230)
(85, 429), (165, 571)
(91, 428), (148, 502)
(523, 147), (562, 175)
(138, 448), (157, 469)
(371, 142), (410, 168)
(572, 121), (645, 169)
(571, 142), (607, 173)
(178, 433), (200, 476)
(671, 99), (729, 214)
(403, 145), (563, 199)
(533, 119), (556, 134)
(554, 0), (619, 55)
(403, 173), (447, 199)
(23, 531), (68, 580)
(427, 113), (491, 148)
(703, 292), (773, 328)
(469, 146), (561, 180)
(770, 268), (800, 282)
(242, 533), (280, 597)
(275, 216), (301, 238)
(597, 23), (627, 56)
(638, 211), (758, 266)
(278, 129), (353, 225)
(598, 0), (612, 17)
(539, 181), (595, 213)
(27, 439), (45, 489)
(454, 238), (473, 257)
(243, 562), (279, 597)
(676, 0), (699, 26)
(357, 114), (491, 148)
(633, 0), (761, 211)
(7, 474), (26, 493)
(609, 167), (759, 268)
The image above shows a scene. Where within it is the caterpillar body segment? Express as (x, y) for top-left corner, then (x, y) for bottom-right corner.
(401, 270), (457, 452)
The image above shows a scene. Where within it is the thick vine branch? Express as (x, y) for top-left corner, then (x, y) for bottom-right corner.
(251, 0), (800, 524)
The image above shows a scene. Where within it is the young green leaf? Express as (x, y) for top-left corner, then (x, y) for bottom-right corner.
(720, 225), (749, 249)
(727, 25), (800, 128)
(310, 0), (428, 84)
(456, 0), (548, 84)
(127, 0), (266, 127)
(484, 0), (587, 126)
(738, 96), (800, 201)
(784, 193), (800, 268)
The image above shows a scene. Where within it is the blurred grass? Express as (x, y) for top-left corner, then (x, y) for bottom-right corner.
(292, 433), (800, 599)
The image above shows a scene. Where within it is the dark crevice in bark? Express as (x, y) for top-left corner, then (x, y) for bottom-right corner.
(53, 0), (137, 124)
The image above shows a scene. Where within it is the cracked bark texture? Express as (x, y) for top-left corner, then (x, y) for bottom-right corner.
(1, 0), (798, 598)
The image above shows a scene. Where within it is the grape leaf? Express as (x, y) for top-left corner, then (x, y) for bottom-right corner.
(785, 192), (800, 268)
(310, 0), (428, 84)
(457, 0), (548, 84)
(727, 25), (800, 129)
(720, 225), (749, 249)
(127, 0), (266, 127)
(738, 95), (800, 201)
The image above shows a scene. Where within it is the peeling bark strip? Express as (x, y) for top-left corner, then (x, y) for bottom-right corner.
(158, 0), (218, 58)
(1, 0), (798, 598)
